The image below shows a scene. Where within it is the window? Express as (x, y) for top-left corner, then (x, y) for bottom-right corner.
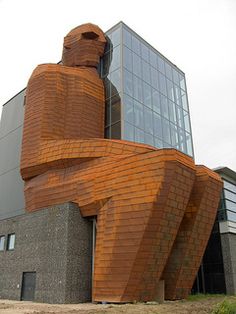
(160, 95), (169, 119)
(154, 137), (163, 148)
(158, 72), (167, 96)
(144, 107), (153, 135)
(168, 100), (177, 124)
(150, 67), (159, 90)
(110, 46), (120, 72)
(150, 50), (158, 69)
(124, 46), (132, 72)
(162, 119), (171, 145)
(153, 112), (162, 139)
(110, 95), (121, 124)
(124, 69), (133, 97)
(186, 133), (193, 156)
(124, 94), (134, 124)
(105, 101), (111, 127)
(227, 210), (236, 222)
(181, 93), (188, 111)
(7, 233), (15, 251)
(132, 53), (142, 78)
(170, 123), (179, 148)
(176, 105), (184, 129)
(132, 35), (141, 55)
(225, 200), (236, 212)
(173, 69), (180, 86)
(110, 69), (121, 96)
(157, 55), (165, 74)
(165, 62), (173, 81)
(110, 27), (120, 48)
(166, 79), (175, 102)
(152, 89), (161, 114)
(145, 133), (154, 146)
(183, 111), (191, 132)
(224, 180), (236, 194)
(179, 73), (186, 91)
(141, 42), (149, 62)
(133, 75), (143, 103)
(0, 235), (5, 251)
(135, 127), (145, 143)
(134, 100), (144, 129)
(124, 122), (134, 141)
(123, 28), (131, 48)
(143, 82), (152, 108)
(142, 60), (151, 84)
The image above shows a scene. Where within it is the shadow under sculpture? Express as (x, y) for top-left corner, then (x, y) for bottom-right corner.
(20, 23), (222, 302)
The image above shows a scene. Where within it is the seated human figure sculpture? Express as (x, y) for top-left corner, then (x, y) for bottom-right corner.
(20, 23), (222, 302)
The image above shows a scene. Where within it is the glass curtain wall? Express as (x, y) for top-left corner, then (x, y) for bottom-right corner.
(101, 22), (194, 158)
(219, 180), (236, 223)
(101, 25), (122, 140)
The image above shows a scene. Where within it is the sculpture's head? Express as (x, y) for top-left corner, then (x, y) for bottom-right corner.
(62, 23), (106, 67)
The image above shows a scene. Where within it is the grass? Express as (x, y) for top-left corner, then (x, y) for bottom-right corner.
(212, 299), (236, 314)
(187, 295), (236, 314)
(187, 293), (226, 301)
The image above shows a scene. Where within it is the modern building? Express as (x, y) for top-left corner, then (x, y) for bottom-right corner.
(193, 167), (236, 295)
(0, 21), (222, 303)
(102, 22), (194, 158)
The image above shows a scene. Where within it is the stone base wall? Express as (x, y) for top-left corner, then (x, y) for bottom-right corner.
(0, 203), (92, 303)
(221, 233), (236, 294)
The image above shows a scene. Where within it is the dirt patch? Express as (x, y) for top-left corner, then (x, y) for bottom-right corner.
(0, 297), (230, 314)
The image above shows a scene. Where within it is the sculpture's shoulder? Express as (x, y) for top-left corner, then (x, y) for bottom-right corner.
(29, 63), (62, 79)
(29, 63), (100, 82)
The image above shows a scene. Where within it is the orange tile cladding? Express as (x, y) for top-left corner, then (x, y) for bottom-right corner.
(20, 23), (223, 302)
(162, 165), (222, 300)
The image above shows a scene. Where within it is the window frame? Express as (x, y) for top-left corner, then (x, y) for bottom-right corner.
(0, 235), (5, 251)
(6, 233), (15, 251)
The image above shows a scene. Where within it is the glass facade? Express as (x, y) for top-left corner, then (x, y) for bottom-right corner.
(192, 222), (226, 294)
(101, 22), (194, 157)
(218, 179), (236, 223)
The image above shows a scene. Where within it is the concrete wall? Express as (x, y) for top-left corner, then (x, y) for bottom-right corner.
(0, 203), (92, 303)
(0, 90), (25, 219)
(221, 233), (236, 294)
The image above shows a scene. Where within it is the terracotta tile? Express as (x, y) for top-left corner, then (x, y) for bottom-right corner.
(20, 23), (222, 303)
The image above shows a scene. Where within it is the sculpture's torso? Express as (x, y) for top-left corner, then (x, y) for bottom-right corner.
(21, 63), (105, 177)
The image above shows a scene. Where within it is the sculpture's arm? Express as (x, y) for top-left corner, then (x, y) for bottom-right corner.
(20, 138), (157, 180)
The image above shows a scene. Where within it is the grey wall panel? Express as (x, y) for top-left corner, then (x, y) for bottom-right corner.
(0, 90), (25, 138)
(221, 233), (236, 294)
(0, 126), (23, 175)
(0, 90), (25, 220)
(0, 168), (25, 220)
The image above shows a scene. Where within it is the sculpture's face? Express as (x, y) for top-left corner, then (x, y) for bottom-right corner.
(62, 23), (106, 67)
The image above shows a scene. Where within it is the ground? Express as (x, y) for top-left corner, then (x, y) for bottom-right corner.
(0, 296), (234, 314)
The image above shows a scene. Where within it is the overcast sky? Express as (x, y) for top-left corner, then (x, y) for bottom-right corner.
(0, 0), (235, 170)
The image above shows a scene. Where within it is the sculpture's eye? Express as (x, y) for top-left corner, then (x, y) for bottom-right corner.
(82, 31), (99, 40)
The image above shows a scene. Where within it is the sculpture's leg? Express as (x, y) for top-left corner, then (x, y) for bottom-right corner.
(92, 151), (196, 302)
(162, 166), (223, 300)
